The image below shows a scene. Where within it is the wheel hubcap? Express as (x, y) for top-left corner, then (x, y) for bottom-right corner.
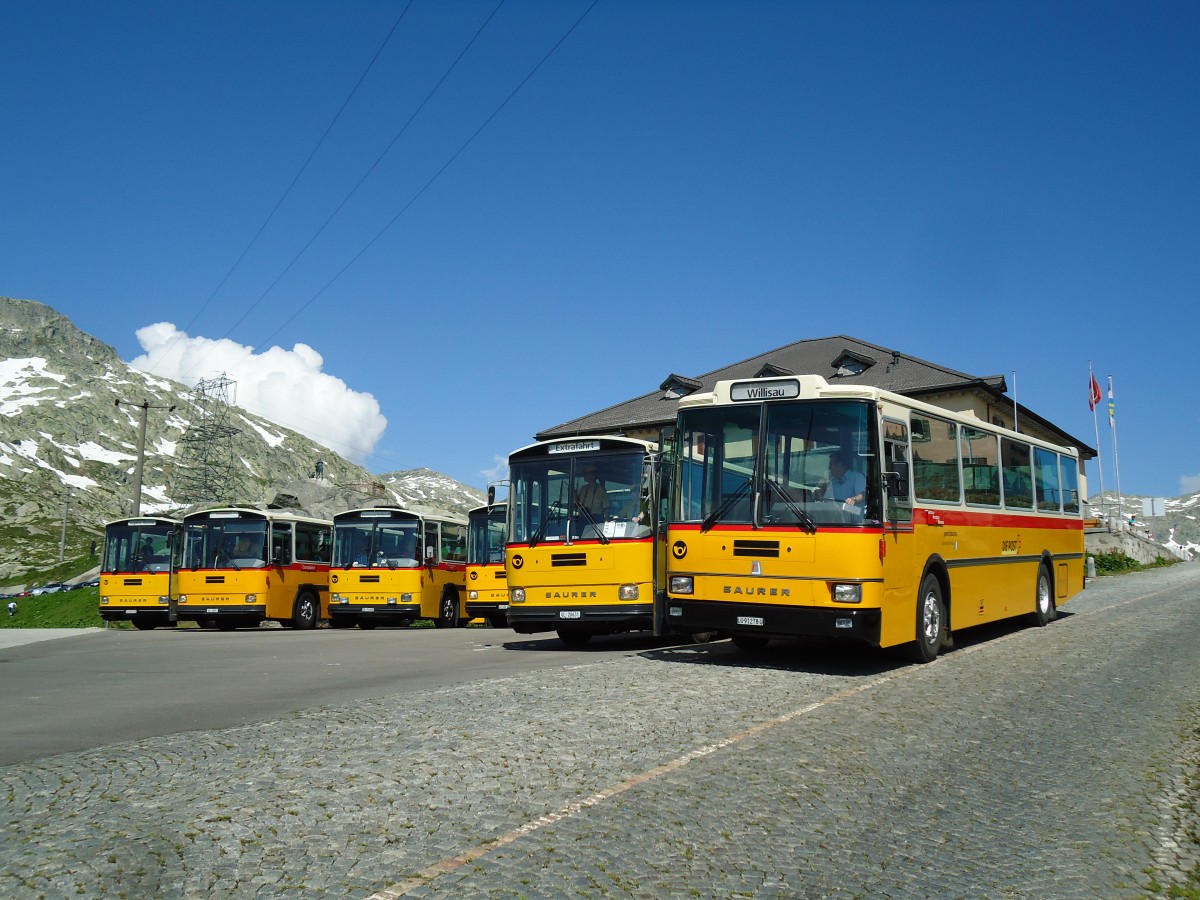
(922, 592), (940, 644)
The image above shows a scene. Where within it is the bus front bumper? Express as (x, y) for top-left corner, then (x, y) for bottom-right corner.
(176, 605), (266, 621)
(506, 603), (654, 635)
(99, 607), (172, 622)
(329, 604), (419, 622)
(666, 598), (882, 645)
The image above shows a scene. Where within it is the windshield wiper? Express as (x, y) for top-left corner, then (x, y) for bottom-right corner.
(700, 480), (753, 532)
(571, 494), (610, 544)
(764, 478), (818, 533)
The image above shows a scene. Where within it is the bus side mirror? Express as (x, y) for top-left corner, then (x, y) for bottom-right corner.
(487, 485), (495, 506)
(425, 545), (435, 564)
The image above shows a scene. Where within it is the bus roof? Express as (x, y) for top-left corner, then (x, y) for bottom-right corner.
(507, 434), (657, 461)
(684, 374), (1078, 458)
(333, 506), (467, 526)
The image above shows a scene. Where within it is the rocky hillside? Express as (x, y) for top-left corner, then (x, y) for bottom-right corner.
(0, 297), (483, 582)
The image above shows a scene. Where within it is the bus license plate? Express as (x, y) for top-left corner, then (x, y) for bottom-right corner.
(362, 607), (375, 613)
(737, 616), (765, 627)
(559, 610), (581, 619)
(207, 608), (220, 614)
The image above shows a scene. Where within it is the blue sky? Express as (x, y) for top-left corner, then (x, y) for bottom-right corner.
(2, 1), (1197, 499)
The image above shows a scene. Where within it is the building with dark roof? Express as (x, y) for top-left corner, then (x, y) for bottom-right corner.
(535, 335), (1094, 461)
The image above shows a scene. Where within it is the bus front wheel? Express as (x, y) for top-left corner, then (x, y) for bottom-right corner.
(292, 592), (318, 630)
(907, 573), (946, 664)
(1031, 563), (1056, 627)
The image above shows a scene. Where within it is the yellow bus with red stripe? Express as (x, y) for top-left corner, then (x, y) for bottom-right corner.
(328, 507), (467, 629)
(98, 516), (180, 630)
(665, 374), (1085, 661)
(175, 508), (332, 630)
(466, 501), (508, 628)
(505, 436), (663, 646)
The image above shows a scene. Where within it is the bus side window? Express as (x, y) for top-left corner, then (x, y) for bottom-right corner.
(272, 524), (292, 565)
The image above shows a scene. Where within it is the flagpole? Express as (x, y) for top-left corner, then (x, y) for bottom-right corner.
(1108, 375), (1123, 527)
(1089, 363), (1106, 521)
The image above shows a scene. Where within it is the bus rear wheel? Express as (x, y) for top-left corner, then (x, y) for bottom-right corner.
(907, 573), (946, 664)
(292, 592), (318, 630)
(1031, 563), (1056, 627)
(436, 594), (460, 629)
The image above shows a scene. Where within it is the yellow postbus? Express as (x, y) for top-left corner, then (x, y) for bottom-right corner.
(175, 507), (332, 630)
(665, 374), (1085, 662)
(328, 507), (468, 629)
(98, 516), (180, 630)
(466, 500), (508, 628)
(505, 436), (664, 646)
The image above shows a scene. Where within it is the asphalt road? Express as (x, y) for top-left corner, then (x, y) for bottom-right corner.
(2, 564), (1199, 899)
(0, 624), (693, 766)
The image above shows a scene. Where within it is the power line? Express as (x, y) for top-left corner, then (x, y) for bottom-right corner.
(167, 0), (417, 359)
(217, 0), (510, 345)
(253, 0), (602, 352)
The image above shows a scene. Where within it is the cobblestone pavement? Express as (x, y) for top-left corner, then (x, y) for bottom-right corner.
(2, 564), (1198, 899)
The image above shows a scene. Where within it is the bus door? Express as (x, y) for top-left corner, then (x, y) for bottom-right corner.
(880, 418), (917, 646)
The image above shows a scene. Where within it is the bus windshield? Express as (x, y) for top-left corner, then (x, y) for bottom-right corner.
(509, 451), (650, 544)
(183, 520), (269, 569)
(103, 522), (175, 573)
(334, 518), (422, 569)
(468, 509), (506, 565)
(675, 400), (880, 528)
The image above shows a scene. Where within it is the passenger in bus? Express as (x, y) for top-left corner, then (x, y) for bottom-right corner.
(392, 533), (419, 567)
(823, 449), (866, 506)
(576, 465), (610, 520)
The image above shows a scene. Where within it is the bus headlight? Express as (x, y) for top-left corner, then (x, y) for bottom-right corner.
(468, 590), (479, 600)
(669, 576), (693, 595)
(158, 596), (169, 605)
(401, 593), (414, 603)
(511, 588), (525, 603)
(618, 584), (639, 601)
(331, 593), (344, 604)
(245, 594), (257, 604)
(178, 595), (188, 604)
(100, 597), (109, 605)
(832, 583), (862, 604)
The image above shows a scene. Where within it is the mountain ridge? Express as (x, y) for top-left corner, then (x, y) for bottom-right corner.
(0, 297), (485, 582)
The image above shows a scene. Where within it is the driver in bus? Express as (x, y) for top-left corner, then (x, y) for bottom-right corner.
(823, 449), (866, 507)
(576, 465), (610, 520)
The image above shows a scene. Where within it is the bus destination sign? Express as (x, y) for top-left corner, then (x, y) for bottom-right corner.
(549, 440), (601, 454)
(730, 379), (800, 402)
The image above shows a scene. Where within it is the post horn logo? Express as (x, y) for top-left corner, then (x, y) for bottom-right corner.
(671, 540), (687, 559)
(511, 554), (524, 569)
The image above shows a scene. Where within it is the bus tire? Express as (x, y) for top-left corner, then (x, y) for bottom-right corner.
(907, 573), (946, 664)
(731, 634), (769, 652)
(292, 592), (319, 630)
(436, 593), (460, 629)
(1031, 563), (1056, 627)
(556, 628), (591, 646)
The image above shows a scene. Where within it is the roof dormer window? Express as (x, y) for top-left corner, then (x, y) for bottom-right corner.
(660, 373), (702, 400)
(831, 349), (877, 378)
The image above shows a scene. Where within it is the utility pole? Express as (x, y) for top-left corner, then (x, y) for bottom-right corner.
(115, 398), (175, 516)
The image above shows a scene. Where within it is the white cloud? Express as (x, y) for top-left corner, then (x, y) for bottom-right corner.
(129, 323), (387, 465)
(481, 455), (509, 485)
(1180, 473), (1200, 495)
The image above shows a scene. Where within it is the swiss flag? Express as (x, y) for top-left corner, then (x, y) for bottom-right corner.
(1089, 373), (1102, 411)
